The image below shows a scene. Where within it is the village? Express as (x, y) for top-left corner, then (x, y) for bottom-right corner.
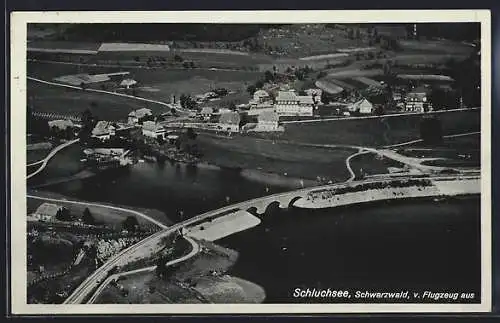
(23, 22), (482, 306)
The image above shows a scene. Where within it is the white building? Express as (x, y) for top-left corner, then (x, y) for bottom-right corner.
(253, 89), (271, 103)
(142, 121), (166, 139)
(91, 121), (116, 140)
(405, 86), (432, 113)
(48, 119), (74, 131)
(128, 108), (152, 124)
(120, 78), (138, 89)
(275, 90), (314, 116)
(33, 203), (66, 222)
(200, 107), (214, 121)
(218, 112), (241, 133)
(255, 111), (283, 132)
(348, 98), (374, 114)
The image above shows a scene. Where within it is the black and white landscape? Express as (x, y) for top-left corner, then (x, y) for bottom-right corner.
(15, 12), (490, 313)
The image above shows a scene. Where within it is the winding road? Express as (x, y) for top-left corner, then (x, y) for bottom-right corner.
(27, 139), (80, 179)
(86, 235), (200, 304)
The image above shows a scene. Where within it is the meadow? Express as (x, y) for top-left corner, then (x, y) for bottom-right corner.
(280, 109), (480, 147)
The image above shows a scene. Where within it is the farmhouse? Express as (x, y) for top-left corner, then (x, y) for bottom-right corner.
(218, 112), (241, 133)
(405, 86), (433, 113)
(252, 90), (271, 104)
(32, 203), (67, 222)
(128, 108), (152, 124)
(48, 119), (74, 131)
(305, 88), (323, 104)
(348, 98), (374, 114)
(142, 121), (166, 139)
(255, 111), (282, 132)
(91, 121), (116, 140)
(275, 90), (314, 116)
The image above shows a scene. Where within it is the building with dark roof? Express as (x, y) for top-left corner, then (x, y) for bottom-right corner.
(405, 86), (433, 113)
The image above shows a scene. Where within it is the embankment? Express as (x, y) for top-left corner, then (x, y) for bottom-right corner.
(294, 176), (480, 209)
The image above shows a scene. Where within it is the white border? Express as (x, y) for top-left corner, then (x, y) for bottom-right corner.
(10, 10), (492, 315)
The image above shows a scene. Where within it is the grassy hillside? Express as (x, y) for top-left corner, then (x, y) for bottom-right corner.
(281, 109), (480, 147)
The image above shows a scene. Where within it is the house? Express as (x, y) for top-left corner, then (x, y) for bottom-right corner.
(255, 111), (283, 132)
(120, 78), (137, 89)
(405, 86), (433, 113)
(128, 108), (152, 124)
(142, 121), (166, 139)
(392, 91), (403, 102)
(91, 121), (116, 140)
(348, 98), (374, 114)
(218, 112), (241, 133)
(253, 89), (271, 103)
(275, 90), (314, 116)
(200, 107), (214, 121)
(48, 119), (74, 131)
(305, 88), (323, 104)
(32, 203), (66, 222)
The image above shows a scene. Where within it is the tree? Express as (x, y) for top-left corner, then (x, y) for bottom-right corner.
(255, 80), (264, 89)
(82, 208), (95, 225)
(320, 91), (330, 105)
(122, 216), (139, 232)
(155, 256), (167, 279)
(55, 208), (72, 222)
(264, 70), (274, 83)
(355, 28), (361, 40)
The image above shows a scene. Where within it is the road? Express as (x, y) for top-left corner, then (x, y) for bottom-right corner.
(26, 139), (80, 179)
(26, 194), (168, 230)
(345, 149), (370, 182)
(86, 235), (200, 304)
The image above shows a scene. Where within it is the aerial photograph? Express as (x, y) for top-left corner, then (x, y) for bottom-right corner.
(24, 22), (482, 306)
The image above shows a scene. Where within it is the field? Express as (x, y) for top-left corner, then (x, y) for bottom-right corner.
(349, 152), (407, 178)
(28, 79), (166, 121)
(27, 148), (51, 164)
(280, 109), (481, 147)
(28, 61), (259, 115)
(399, 40), (475, 55)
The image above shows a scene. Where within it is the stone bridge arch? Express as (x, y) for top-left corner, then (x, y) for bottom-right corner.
(245, 192), (308, 215)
